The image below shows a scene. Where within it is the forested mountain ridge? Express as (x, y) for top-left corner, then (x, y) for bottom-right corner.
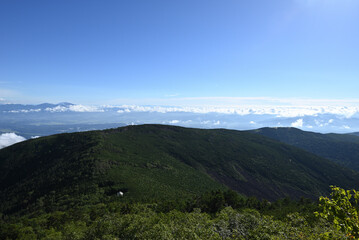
(249, 127), (359, 170)
(1, 124), (359, 217)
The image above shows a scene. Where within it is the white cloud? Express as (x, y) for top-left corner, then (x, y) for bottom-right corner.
(3, 102), (359, 118)
(343, 125), (351, 129)
(250, 121), (256, 125)
(315, 119), (324, 127)
(291, 119), (304, 128)
(0, 133), (26, 149)
(169, 120), (180, 124)
(117, 109), (131, 113)
(7, 109), (41, 113)
(45, 106), (66, 112)
(69, 104), (104, 112)
(314, 119), (335, 128)
(45, 104), (104, 113)
(110, 104), (359, 118)
(109, 96), (359, 107)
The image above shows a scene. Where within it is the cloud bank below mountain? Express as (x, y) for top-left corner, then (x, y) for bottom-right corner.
(4, 104), (359, 118)
(1, 101), (359, 134)
(0, 133), (26, 149)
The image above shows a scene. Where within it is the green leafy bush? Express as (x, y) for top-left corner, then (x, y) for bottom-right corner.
(316, 185), (359, 238)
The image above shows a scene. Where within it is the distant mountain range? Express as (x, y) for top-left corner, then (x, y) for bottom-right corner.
(0, 102), (126, 139)
(1, 124), (358, 216)
(1, 102), (359, 136)
(0, 102), (74, 111)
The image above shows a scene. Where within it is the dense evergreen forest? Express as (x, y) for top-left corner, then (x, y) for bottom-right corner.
(2, 187), (358, 239)
(1, 125), (359, 239)
(250, 127), (359, 171)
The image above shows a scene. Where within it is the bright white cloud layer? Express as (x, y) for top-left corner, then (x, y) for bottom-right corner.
(2, 102), (359, 133)
(0, 133), (26, 149)
(291, 119), (304, 128)
(114, 105), (359, 118)
(3, 101), (359, 118)
(45, 104), (104, 113)
(4, 104), (104, 113)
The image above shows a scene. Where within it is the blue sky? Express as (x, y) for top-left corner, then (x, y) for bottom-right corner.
(1, 0), (358, 105)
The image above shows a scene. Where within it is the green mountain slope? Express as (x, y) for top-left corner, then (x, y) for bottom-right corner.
(1, 124), (358, 216)
(250, 127), (359, 170)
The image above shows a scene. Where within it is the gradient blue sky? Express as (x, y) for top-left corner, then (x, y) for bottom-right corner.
(1, 0), (358, 105)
